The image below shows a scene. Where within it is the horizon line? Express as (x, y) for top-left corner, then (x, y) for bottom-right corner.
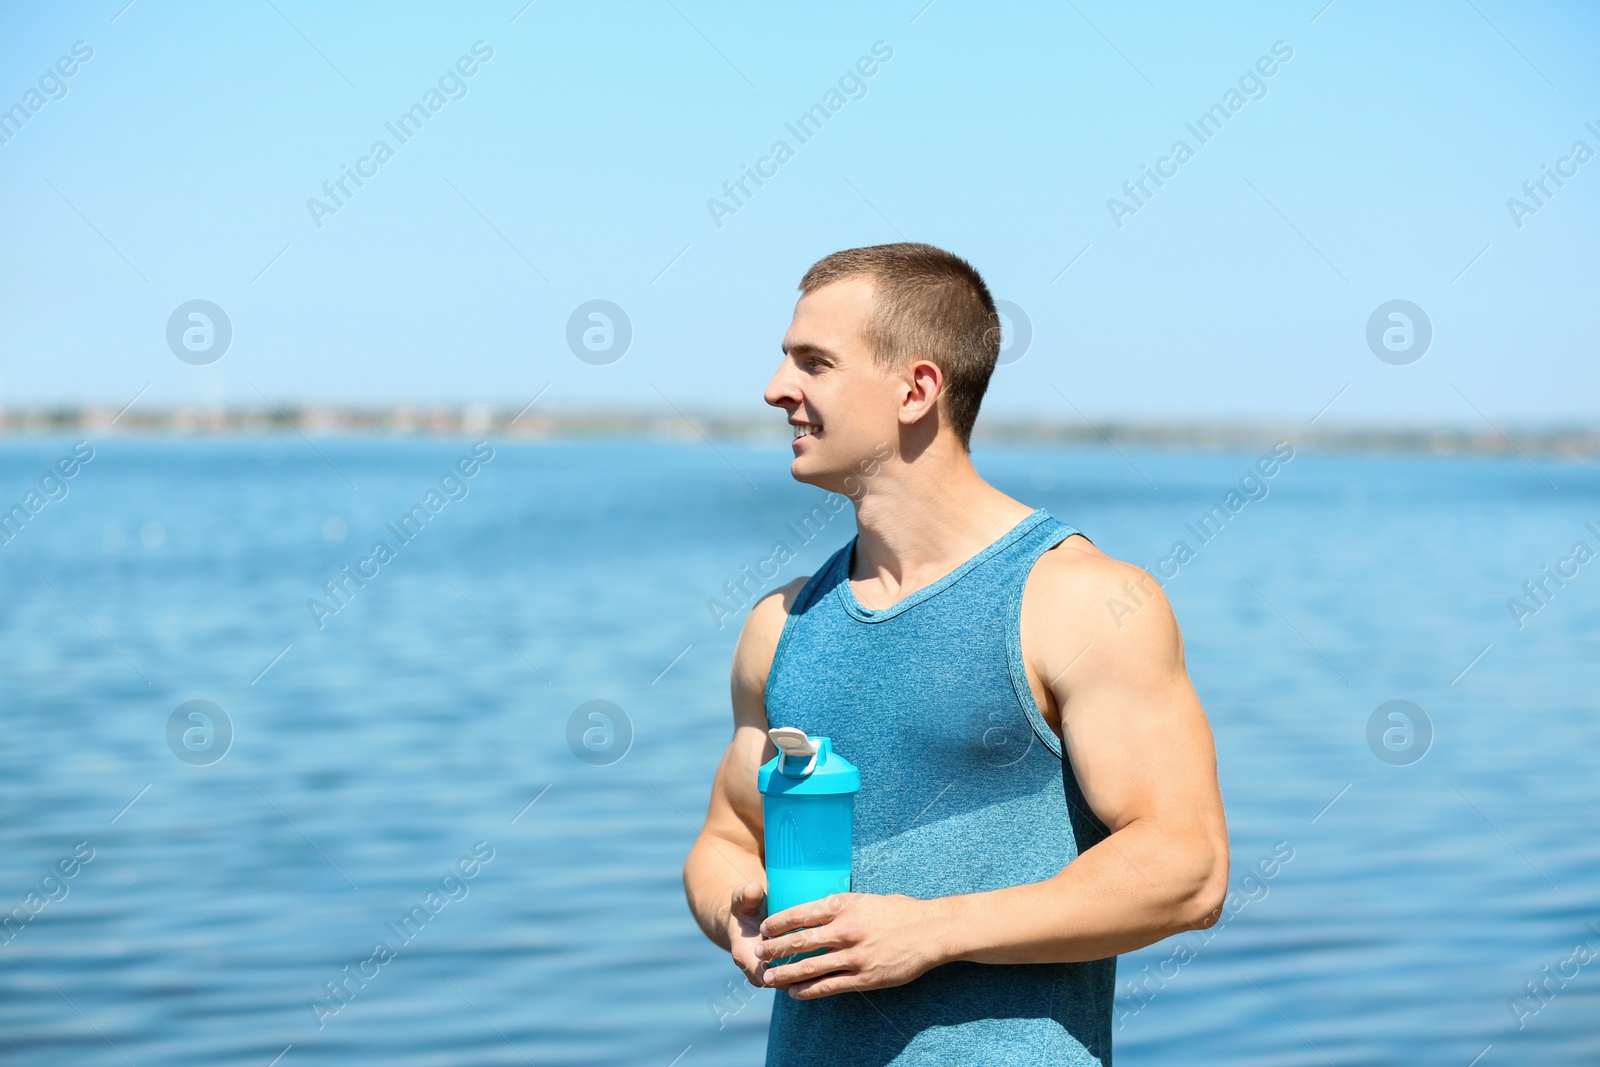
(0, 405), (1596, 458)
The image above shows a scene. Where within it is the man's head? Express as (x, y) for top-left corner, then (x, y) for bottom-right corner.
(764, 242), (1000, 493)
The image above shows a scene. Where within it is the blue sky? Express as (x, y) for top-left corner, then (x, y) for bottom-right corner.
(0, 0), (1595, 426)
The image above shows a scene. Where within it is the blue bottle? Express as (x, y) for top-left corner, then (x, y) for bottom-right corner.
(758, 727), (860, 966)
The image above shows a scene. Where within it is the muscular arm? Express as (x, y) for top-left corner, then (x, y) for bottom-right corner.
(929, 547), (1230, 964)
(683, 578), (806, 955)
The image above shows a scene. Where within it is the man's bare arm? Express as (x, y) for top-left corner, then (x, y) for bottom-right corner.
(683, 578), (806, 957)
(929, 549), (1229, 964)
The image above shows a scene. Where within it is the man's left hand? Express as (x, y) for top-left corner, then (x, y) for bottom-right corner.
(755, 892), (944, 1000)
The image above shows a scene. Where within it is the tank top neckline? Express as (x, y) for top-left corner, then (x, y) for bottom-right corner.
(832, 507), (1052, 623)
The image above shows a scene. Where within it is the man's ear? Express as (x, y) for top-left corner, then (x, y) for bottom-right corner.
(900, 358), (943, 423)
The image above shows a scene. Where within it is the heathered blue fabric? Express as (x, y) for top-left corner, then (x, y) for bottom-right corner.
(762, 508), (1116, 1067)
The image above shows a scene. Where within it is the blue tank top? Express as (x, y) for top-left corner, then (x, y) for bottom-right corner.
(762, 507), (1116, 1066)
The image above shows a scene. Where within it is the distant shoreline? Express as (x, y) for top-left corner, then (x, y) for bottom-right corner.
(0, 407), (1596, 458)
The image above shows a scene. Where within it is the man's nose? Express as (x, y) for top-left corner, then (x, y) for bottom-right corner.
(763, 363), (798, 410)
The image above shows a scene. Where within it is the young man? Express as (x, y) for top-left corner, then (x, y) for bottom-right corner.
(682, 243), (1229, 1065)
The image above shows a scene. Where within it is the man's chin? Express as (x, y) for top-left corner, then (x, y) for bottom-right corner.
(787, 458), (853, 497)
(788, 457), (825, 488)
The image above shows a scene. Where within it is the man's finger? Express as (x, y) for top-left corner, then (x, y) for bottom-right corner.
(760, 892), (846, 937)
(736, 954), (768, 986)
(764, 950), (853, 989)
(755, 923), (848, 962)
(732, 882), (765, 914)
(787, 973), (858, 1000)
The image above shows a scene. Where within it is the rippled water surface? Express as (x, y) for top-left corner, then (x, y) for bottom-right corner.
(1, 436), (1596, 1065)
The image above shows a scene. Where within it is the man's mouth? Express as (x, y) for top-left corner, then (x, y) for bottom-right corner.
(791, 421), (821, 441)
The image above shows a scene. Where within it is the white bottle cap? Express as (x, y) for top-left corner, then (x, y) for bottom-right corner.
(768, 726), (819, 777)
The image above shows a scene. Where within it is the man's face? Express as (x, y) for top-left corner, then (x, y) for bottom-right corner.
(764, 278), (900, 493)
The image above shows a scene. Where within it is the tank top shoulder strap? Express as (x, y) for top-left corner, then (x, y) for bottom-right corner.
(764, 540), (850, 704)
(1020, 512), (1086, 556)
(790, 540), (850, 617)
(984, 510), (1085, 583)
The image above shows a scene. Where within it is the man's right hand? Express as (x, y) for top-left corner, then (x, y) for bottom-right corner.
(728, 881), (770, 986)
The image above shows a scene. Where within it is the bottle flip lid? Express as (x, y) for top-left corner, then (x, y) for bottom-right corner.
(758, 727), (861, 796)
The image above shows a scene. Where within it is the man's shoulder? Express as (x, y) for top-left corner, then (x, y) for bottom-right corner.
(747, 574), (813, 631)
(730, 575), (813, 694)
(1027, 533), (1176, 642)
(1031, 531), (1140, 593)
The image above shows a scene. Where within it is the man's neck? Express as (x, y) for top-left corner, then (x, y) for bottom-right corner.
(847, 447), (1036, 593)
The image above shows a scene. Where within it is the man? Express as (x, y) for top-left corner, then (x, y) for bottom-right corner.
(682, 242), (1229, 1065)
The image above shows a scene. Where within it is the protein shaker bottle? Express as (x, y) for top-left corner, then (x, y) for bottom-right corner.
(758, 726), (860, 965)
